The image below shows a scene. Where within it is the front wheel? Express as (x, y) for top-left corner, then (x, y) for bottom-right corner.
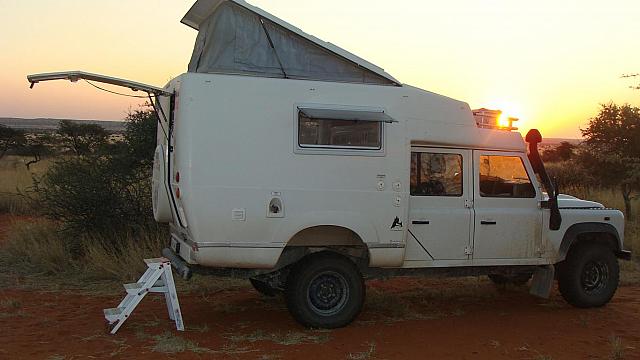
(285, 252), (365, 328)
(557, 244), (619, 308)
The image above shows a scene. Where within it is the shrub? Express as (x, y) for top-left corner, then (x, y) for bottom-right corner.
(545, 160), (595, 193)
(30, 109), (160, 237)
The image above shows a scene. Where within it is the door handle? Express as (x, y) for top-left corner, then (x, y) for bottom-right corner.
(481, 220), (497, 225)
(412, 220), (430, 225)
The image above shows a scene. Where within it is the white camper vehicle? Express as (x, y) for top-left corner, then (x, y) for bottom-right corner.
(28, 0), (630, 328)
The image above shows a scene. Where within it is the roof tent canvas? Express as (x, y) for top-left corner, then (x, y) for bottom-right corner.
(183, 0), (400, 86)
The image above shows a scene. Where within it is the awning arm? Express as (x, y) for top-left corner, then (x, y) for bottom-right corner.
(27, 71), (172, 97)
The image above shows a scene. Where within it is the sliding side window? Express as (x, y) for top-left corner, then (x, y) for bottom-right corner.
(297, 107), (395, 151)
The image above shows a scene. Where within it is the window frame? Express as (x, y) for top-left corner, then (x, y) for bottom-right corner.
(476, 152), (538, 199)
(410, 151), (465, 197)
(293, 104), (388, 156)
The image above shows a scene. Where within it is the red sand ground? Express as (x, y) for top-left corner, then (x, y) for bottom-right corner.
(1, 214), (639, 360)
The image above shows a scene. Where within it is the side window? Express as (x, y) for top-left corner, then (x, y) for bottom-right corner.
(298, 113), (382, 150)
(410, 152), (463, 196)
(479, 155), (536, 198)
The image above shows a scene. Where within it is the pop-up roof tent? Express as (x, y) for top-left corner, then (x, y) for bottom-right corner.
(182, 0), (401, 86)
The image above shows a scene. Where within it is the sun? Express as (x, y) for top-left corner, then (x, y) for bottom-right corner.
(497, 113), (513, 128)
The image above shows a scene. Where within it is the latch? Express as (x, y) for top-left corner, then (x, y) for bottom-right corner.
(464, 246), (473, 255)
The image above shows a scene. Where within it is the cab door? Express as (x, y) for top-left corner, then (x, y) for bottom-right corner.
(472, 151), (542, 260)
(408, 148), (472, 261)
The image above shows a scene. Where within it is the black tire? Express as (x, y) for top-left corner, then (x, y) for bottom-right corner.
(249, 278), (278, 297)
(488, 273), (532, 286)
(557, 243), (619, 308)
(285, 252), (365, 328)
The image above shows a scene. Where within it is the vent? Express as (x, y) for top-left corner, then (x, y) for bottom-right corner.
(231, 208), (246, 221)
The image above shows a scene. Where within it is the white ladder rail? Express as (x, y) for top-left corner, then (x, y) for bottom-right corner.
(103, 257), (184, 334)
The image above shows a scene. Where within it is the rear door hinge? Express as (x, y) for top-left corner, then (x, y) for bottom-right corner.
(464, 199), (473, 208)
(464, 246), (473, 255)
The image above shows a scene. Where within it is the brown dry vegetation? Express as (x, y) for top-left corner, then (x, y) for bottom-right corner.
(0, 155), (51, 214)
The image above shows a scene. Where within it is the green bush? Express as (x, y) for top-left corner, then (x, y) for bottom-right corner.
(30, 109), (160, 237)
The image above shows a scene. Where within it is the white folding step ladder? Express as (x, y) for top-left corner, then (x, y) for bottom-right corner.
(103, 257), (184, 334)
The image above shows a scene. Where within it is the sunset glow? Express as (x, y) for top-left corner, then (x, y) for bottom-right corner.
(1, 0), (639, 138)
(497, 113), (514, 129)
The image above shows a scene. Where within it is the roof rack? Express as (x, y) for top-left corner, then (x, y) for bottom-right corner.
(472, 108), (518, 131)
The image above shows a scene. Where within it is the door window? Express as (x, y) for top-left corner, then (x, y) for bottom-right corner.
(410, 152), (463, 196)
(479, 155), (536, 198)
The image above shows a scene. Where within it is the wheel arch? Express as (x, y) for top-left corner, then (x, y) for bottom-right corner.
(273, 224), (372, 271)
(558, 222), (622, 261)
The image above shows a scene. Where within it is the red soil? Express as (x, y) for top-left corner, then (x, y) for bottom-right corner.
(1, 214), (639, 359)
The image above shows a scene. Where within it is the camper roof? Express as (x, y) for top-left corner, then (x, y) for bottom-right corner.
(181, 0), (400, 86)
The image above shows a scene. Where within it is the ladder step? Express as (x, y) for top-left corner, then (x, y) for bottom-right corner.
(123, 282), (167, 294)
(144, 257), (170, 267)
(123, 283), (144, 294)
(103, 307), (123, 322)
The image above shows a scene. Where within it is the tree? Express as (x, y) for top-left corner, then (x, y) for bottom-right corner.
(14, 134), (54, 169)
(123, 109), (158, 166)
(580, 103), (640, 218)
(542, 141), (576, 162)
(57, 120), (108, 156)
(0, 124), (26, 159)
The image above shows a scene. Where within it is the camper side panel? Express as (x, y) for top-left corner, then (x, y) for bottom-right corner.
(171, 73), (410, 268)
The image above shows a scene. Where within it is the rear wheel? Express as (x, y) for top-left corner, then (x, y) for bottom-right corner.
(557, 243), (619, 308)
(285, 252), (365, 328)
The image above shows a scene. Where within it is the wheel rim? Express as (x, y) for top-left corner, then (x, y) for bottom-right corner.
(306, 271), (349, 316)
(581, 260), (609, 294)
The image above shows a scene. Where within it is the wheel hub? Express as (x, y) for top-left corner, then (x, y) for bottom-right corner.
(307, 271), (349, 316)
(581, 260), (609, 294)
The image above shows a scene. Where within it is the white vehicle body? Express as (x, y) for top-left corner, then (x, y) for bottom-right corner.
(27, 0), (629, 328)
(155, 72), (625, 271)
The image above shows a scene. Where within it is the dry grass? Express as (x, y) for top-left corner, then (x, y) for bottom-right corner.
(0, 220), (76, 275)
(0, 155), (51, 214)
(0, 220), (164, 288)
(227, 329), (330, 345)
(347, 342), (377, 360)
(363, 277), (496, 323)
(0, 296), (27, 319)
(0, 218), (249, 294)
(609, 336), (625, 360)
(0, 297), (22, 309)
(150, 332), (212, 354)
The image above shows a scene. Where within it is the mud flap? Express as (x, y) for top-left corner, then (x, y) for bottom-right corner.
(529, 265), (555, 298)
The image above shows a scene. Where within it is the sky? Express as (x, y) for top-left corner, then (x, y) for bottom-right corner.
(1, 0), (639, 138)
